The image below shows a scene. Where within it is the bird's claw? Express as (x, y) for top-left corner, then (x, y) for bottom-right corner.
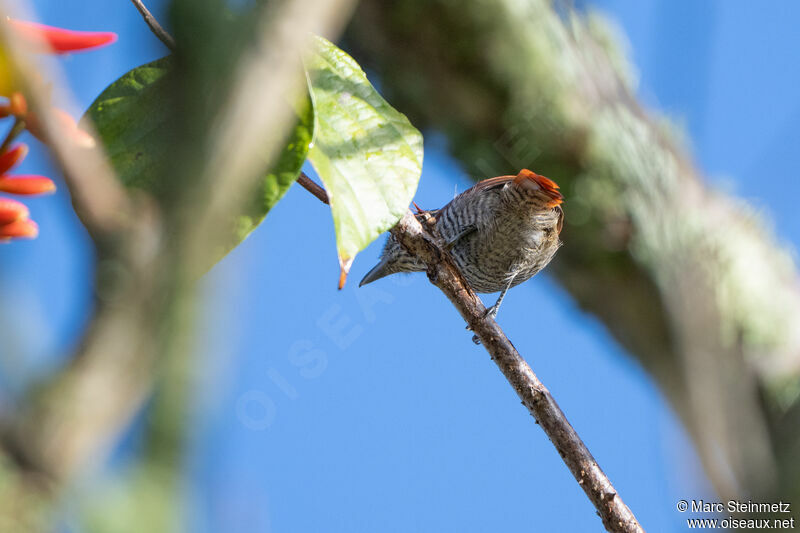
(469, 306), (498, 345)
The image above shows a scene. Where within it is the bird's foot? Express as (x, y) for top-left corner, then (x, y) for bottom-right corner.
(465, 322), (482, 344)
(469, 306), (499, 345)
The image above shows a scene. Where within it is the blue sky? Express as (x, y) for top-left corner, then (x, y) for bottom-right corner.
(1, 1), (799, 531)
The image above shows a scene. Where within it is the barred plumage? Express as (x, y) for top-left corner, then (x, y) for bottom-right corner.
(360, 169), (564, 317)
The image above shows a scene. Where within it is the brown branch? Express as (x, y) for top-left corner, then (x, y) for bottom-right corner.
(296, 171), (329, 204)
(129, 0), (176, 51)
(345, 0), (795, 500)
(295, 178), (643, 532)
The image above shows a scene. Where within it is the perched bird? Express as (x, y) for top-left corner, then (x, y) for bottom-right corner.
(359, 169), (564, 320)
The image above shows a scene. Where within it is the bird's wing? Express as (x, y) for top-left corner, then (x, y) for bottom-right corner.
(469, 175), (517, 193)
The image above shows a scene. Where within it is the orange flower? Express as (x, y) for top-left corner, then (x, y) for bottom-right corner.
(2, 20), (117, 97)
(0, 218), (38, 241)
(0, 143), (28, 174)
(0, 18), (114, 243)
(0, 142), (56, 195)
(7, 19), (117, 55)
(0, 197), (29, 225)
(0, 141), (55, 241)
(0, 175), (56, 195)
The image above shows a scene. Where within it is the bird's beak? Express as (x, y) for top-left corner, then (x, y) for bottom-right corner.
(359, 257), (392, 287)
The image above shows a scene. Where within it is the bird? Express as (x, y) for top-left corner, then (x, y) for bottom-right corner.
(359, 169), (564, 321)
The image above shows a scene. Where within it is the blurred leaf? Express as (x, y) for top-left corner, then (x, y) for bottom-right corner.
(305, 36), (423, 288)
(81, 466), (174, 533)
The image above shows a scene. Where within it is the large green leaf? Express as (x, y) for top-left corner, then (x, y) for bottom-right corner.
(305, 36), (423, 288)
(85, 57), (313, 257)
(85, 57), (174, 196)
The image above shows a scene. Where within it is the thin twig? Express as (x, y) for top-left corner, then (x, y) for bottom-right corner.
(296, 171), (329, 204)
(397, 214), (642, 533)
(129, 0), (176, 51)
(294, 179), (643, 532)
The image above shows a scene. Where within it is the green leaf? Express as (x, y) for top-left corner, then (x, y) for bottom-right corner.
(85, 57), (313, 260)
(85, 57), (174, 196)
(305, 36), (423, 287)
(230, 97), (314, 247)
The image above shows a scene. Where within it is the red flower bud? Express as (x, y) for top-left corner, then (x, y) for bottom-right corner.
(8, 19), (117, 54)
(0, 144), (28, 175)
(0, 197), (29, 225)
(0, 175), (56, 195)
(0, 217), (38, 240)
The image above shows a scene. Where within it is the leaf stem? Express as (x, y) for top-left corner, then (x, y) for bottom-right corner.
(296, 171), (329, 204)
